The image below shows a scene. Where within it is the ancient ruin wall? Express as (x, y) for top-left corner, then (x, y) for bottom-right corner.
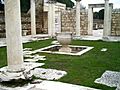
(111, 9), (120, 36)
(0, 11), (48, 37)
(61, 10), (88, 35)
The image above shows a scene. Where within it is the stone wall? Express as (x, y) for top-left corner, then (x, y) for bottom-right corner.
(93, 19), (104, 30)
(111, 9), (120, 36)
(61, 9), (88, 35)
(0, 11), (47, 37)
(0, 11), (5, 37)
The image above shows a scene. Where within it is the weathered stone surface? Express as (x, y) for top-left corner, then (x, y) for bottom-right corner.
(95, 70), (120, 87)
(0, 62), (45, 82)
(0, 80), (100, 90)
(5, 0), (24, 72)
(111, 9), (120, 36)
(31, 0), (36, 35)
(61, 10), (88, 35)
(32, 68), (67, 80)
(101, 48), (107, 52)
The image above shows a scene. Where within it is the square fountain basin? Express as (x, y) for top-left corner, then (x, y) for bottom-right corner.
(35, 45), (94, 56)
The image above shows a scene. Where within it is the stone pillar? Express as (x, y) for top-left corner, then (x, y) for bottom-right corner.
(88, 6), (93, 35)
(31, 0), (36, 35)
(75, 0), (81, 37)
(5, 0), (24, 72)
(108, 5), (112, 35)
(103, 0), (110, 37)
(48, 0), (56, 37)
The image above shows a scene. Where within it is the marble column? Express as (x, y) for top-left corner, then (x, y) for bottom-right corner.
(31, 0), (36, 35)
(103, 0), (110, 37)
(88, 6), (93, 35)
(75, 0), (81, 37)
(48, 0), (56, 37)
(5, 0), (24, 72)
(108, 5), (112, 35)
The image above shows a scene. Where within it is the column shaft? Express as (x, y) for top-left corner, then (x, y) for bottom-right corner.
(103, 0), (110, 37)
(88, 7), (93, 35)
(76, 0), (80, 36)
(5, 0), (23, 71)
(31, 0), (36, 35)
(108, 5), (112, 35)
(48, 2), (55, 37)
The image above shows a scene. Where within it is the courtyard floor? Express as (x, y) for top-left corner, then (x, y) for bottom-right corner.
(0, 35), (120, 90)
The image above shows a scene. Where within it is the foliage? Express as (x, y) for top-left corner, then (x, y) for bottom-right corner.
(0, 0), (30, 12)
(99, 9), (104, 20)
(20, 0), (30, 13)
(93, 9), (104, 20)
(56, 0), (74, 8)
(93, 12), (99, 19)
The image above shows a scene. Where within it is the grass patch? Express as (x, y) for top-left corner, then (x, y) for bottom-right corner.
(0, 39), (120, 90)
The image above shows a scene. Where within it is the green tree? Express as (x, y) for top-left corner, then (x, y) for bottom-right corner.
(93, 12), (99, 19)
(93, 9), (104, 20)
(56, 0), (74, 8)
(20, 0), (30, 13)
(99, 9), (104, 20)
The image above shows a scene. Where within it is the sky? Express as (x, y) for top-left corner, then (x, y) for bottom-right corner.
(71, 0), (120, 11)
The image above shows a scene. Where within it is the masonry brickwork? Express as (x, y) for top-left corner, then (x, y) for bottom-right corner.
(0, 11), (48, 37)
(61, 9), (88, 35)
(1, 8), (120, 37)
(111, 9), (120, 36)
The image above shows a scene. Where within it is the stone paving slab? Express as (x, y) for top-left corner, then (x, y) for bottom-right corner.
(95, 70), (120, 87)
(30, 81), (100, 90)
(0, 80), (100, 90)
(32, 68), (67, 80)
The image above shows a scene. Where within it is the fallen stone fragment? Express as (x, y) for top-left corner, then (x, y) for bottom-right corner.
(51, 41), (60, 45)
(32, 68), (67, 80)
(23, 51), (34, 55)
(23, 48), (32, 51)
(101, 48), (107, 52)
(0, 62), (45, 82)
(95, 70), (120, 87)
(24, 59), (39, 62)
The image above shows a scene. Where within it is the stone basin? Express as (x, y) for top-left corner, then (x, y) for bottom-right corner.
(56, 32), (72, 53)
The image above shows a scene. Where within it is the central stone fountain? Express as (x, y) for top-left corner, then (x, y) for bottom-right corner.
(56, 32), (72, 53)
(37, 32), (93, 56)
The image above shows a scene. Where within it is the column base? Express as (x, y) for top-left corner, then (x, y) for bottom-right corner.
(7, 64), (25, 73)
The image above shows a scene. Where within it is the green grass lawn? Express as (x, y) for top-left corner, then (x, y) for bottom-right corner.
(0, 39), (120, 90)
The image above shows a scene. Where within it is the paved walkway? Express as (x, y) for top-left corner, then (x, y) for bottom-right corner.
(0, 80), (100, 90)
(0, 34), (49, 47)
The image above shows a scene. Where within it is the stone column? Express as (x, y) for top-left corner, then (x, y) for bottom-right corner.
(103, 0), (110, 37)
(48, 0), (56, 37)
(5, 0), (24, 72)
(31, 0), (36, 35)
(108, 5), (113, 35)
(75, 0), (81, 37)
(88, 6), (93, 35)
